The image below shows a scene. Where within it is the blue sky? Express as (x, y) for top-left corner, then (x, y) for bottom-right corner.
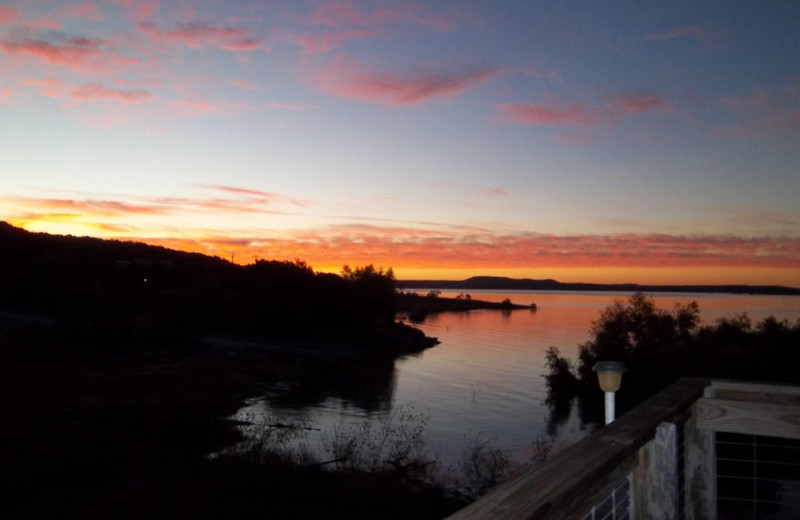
(1, 1), (799, 285)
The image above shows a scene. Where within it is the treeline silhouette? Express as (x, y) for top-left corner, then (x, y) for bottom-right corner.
(0, 222), (431, 353)
(544, 293), (800, 429)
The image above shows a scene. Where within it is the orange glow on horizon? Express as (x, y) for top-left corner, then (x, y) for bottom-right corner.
(6, 218), (800, 289)
(136, 236), (800, 289)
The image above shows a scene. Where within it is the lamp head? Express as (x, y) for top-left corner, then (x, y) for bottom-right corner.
(592, 361), (627, 393)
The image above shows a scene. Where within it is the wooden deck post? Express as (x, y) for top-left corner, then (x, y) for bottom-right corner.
(634, 421), (677, 520)
(683, 386), (716, 520)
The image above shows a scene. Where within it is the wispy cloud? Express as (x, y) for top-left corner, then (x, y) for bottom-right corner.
(0, 86), (18, 102)
(170, 100), (253, 117)
(295, 29), (376, 54)
(497, 100), (597, 127)
(7, 196), (168, 217)
(607, 90), (668, 113)
(424, 181), (509, 198)
(713, 86), (800, 142)
(198, 185), (307, 207)
(71, 82), (154, 103)
(497, 90), (668, 128)
(317, 58), (499, 105)
(138, 21), (261, 51)
(0, 5), (19, 24)
(60, 3), (105, 22)
(282, 1), (459, 54)
(263, 101), (317, 111)
(644, 24), (731, 49)
(1, 32), (103, 67)
(0, 30), (142, 74)
(711, 110), (800, 141)
(310, 1), (458, 32)
(111, 0), (159, 21)
(2, 186), (307, 227)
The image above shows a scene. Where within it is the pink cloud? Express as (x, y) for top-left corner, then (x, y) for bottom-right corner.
(60, 3), (105, 22)
(310, 1), (457, 32)
(2, 33), (103, 66)
(293, 1), (458, 53)
(200, 185), (306, 207)
(138, 21), (261, 51)
(318, 59), (499, 105)
(0, 31), (142, 74)
(23, 76), (69, 98)
(0, 86), (19, 102)
(229, 80), (257, 90)
(3, 188), (305, 224)
(498, 91), (667, 128)
(374, 4), (457, 31)
(7, 196), (167, 216)
(311, 1), (367, 28)
(483, 188), (509, 197)
(424, 182), (509, 198)
(296, 29), (376, 54)
(263, 101), (317, 110)
(71, 82), (154, 103)
(171, 100), (253, 117)
(497, 100), (597, 127)
(0, 5), (19, 24)
(521, 67), (563, 83)
(111, 0), (158, 20)
(608, 91), (668, 113)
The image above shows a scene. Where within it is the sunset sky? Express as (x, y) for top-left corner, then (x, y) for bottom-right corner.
(2, 1), (799, 286)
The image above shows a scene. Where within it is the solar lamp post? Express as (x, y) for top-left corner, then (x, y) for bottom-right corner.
(592, 361), (627, 425)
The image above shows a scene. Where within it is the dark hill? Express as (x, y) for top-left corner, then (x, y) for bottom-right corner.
(398, 275), (800, 296)
(0, 221), (433, 352)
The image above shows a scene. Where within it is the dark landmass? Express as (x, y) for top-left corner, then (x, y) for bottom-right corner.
(0, 221), (435, 353)
(395, 291), (535, 322)
(398, 276), (800, 296)
(0, 222), (464, 519)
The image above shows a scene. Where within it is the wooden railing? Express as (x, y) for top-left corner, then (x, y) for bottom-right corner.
(445, 378), (800, 520)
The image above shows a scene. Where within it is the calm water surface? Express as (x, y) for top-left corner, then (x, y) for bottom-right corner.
(235, 291), (800, 467)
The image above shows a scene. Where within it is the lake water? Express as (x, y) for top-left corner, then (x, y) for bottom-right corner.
(234, 291), (800, 470)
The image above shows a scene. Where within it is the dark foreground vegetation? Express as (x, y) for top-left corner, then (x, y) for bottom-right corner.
(544, 293), (800, 430)
(0, 222), (465, 519)
(0, 222), (435, 354)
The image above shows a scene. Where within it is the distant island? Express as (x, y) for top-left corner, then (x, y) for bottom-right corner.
(398, 276), (800, 296)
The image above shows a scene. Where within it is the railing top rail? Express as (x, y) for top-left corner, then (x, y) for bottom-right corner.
(446, 377), (710, 520)
(711, 379), (800, 397)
